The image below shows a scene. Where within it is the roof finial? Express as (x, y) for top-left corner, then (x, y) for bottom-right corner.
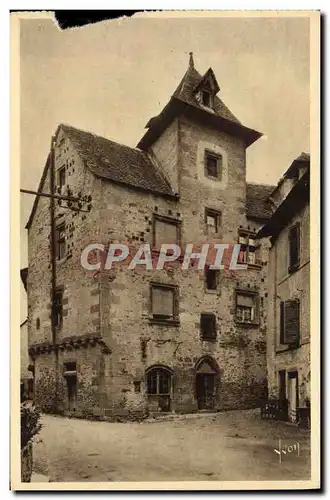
(189, 52), (194, 69)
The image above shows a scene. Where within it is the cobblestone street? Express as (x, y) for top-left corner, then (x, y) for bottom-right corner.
(32, 409), (311, 482)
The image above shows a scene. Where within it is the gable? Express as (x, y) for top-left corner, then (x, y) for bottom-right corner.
(25, 154), (51, 229)
(25, 124), (176, 230)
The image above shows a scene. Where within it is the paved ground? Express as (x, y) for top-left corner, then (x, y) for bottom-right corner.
(32, 409), (310, 482)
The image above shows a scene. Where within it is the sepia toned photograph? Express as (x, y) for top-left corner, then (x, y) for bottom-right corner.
(12, 10), (320, 490)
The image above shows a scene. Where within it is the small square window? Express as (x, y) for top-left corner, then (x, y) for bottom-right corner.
(205, 152), (222, 179)
(200, 313), (217, 340)
(236, 292), (259, 324)
(205, 268), (218, 291)
(205, 209), (221, 236)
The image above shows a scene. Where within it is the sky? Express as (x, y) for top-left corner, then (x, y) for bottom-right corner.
(19, 13), (310, 321)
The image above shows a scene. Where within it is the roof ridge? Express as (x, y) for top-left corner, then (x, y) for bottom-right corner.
(60, 123), (144, 155)
(247, 181), (276, 188)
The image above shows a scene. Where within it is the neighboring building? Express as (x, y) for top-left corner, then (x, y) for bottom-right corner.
(20, 268), (34, 400)
(258, 153), (310, 423)
(26, 54), (274, 418)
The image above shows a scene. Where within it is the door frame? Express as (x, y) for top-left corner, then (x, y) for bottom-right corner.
(287, 370), (299, 422)
(195, 356), (220, 411)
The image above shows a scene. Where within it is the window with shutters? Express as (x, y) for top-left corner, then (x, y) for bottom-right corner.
(200, 313), (217, 340)
(56, 223), (66, 260)
(288, 223), (300, 273)
(235, 291), (259, 325)
(205, 208), (221, 236)
(237, 232), (262, 266)
(150, 283), (179, 325)
(204, 151), (222, 179)
(153, 214), (180, 249)
(279, 299), (300, 347)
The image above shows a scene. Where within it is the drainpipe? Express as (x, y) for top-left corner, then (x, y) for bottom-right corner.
(50, 136), (59, 409)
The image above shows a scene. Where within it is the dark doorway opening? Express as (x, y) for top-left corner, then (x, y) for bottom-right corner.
(196, 374), (215, 410)
(279, 370), (286, 401)
(196, 358), (218, 410)
(66, 376), (77, 412)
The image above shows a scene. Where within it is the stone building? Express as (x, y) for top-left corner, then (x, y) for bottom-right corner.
(26, 54), (274, 418)
(258, 153), (310, 423)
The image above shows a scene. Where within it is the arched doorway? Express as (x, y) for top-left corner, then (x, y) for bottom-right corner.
(195, 357), (218, 410)
(146, 365), (173, 412)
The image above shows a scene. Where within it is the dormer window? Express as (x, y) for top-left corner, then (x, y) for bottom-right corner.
(202, 90), (212, 108)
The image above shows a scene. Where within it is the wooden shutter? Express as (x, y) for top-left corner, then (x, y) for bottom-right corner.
(284, 300), (300, 345)
(155, 220), (178, 247)
(152, 287), (174, 317)
(280, 301), (285, 344)
(237, 294), (254, 307)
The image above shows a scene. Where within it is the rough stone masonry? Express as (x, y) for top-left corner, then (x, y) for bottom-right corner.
(27, 54), (274, 419)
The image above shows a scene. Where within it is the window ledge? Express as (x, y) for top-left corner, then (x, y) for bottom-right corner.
(276, 344), (300, 354)
(149, 318), (180, 327)
(204, 175), (222, 182)
(205, 289), (218, 295)
(288, 263), (300, 275)
(200, 337), (217, 342)
(247, 263), (263, 270)
(56, 257), (67, 265)
(235, 320), (260, 328)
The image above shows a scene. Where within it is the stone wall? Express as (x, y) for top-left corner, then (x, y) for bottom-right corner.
(28, 116), (269, 417)
(266, 203), (310, 404)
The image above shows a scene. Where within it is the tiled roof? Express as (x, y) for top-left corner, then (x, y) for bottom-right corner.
(61, 125), (174, 197)
(283, 152), (310, 179)
(246, 183), (276, 220)
(258, 170), (309, 239)
(138, 57), (262, 150)
(172, 65), (242, 125)
(146, 65), (241, 130)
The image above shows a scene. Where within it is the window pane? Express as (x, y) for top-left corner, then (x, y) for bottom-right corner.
(206, 157), (217, 177)
(238, 248), (247, 263)
(147, 371), (158, 394)
(205, 269), (217, 290)
(207, 215), (216, 227)
(202, 91), (211, 107)
(237, 294), (254, 307)
(155, 220), (178, 247)
(158, 370), (170, 394)
(200, 314), (216, 339)
(152, 287), (174, 317)
(248, 251), (256, 265)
